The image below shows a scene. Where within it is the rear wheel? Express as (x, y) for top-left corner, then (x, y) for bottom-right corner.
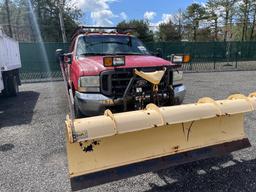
(3, 75), (19, 97)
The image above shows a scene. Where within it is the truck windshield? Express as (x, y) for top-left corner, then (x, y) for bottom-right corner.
(76, 35), (150, 56)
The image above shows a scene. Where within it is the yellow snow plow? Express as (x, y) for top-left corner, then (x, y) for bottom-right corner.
(55, 26), (255, 191)
(65, 92), (256, 191)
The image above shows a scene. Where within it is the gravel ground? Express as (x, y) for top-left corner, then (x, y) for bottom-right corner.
(0, 71), (256, 192)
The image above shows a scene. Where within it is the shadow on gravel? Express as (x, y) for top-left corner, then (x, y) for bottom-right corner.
(0, 143), (14, 152)
(0, 91), (39, 128)
(147, 155), (256, 192)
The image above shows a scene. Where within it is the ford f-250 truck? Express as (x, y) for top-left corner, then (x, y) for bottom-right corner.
(0, 28), (21, 97)
(57, 26), (186, 117)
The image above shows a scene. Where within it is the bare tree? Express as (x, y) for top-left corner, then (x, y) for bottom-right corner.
(206, 0), (220, 41)
(240, 0), (250, 41)
(212, 0), (237, 41)
(174, 9), (184, 40)
(5, 0), (13, 37)
(58, 0), (67, 43)
(184, 3), (206, 41)
(249, 0), (256, 40)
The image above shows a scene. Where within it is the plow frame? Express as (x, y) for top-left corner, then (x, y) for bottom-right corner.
(59, 56), (256, 191)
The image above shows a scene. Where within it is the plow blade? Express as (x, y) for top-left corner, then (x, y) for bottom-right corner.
(66, 93), (256, 191)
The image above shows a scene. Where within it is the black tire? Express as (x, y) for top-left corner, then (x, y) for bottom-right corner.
(3, 75), (19, 97)
(74, 96), (83, 118)
(9, 75), (19, 96)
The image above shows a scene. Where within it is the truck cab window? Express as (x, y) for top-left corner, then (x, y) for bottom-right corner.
(76, 35), (150, 56)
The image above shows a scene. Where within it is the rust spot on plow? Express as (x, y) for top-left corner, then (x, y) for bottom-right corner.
(84, 144), (93, 152)
(225, 113), (231, 117)
(173, 145), (179, 152)
(80, 140), (101, 153)
(92, 141), (100, 145)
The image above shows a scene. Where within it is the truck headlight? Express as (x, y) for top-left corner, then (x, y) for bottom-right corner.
(78, 76), (100, 92)
(173, 71), (183, 85)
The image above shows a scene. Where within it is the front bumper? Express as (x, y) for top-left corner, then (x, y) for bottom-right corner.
(75, 84), (186, 116)
(75, 92), (115, 116)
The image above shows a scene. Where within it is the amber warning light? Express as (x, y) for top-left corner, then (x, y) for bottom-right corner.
(171, 54), (191, 64)
(103, 56), (125, 67)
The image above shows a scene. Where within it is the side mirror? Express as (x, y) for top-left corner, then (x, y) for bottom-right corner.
(63, 53), (73, 65)
(152, 48), (163, 58)
(56, 49), (64, 63)
(156, 48), (163, 58)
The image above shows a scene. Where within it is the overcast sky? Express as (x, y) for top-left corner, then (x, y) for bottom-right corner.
(73, 0), (206, 27)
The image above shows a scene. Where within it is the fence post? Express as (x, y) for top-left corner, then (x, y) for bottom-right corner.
(213, 42), (216, 70)
(235, 51), (238, 69)
(190, 60), (192, 71)
(189, 42), (193, 71)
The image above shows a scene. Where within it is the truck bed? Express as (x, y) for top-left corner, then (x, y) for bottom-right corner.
(0, 30), (21, 71)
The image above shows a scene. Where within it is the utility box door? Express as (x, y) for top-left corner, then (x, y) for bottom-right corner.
(0, 30), (21, 71)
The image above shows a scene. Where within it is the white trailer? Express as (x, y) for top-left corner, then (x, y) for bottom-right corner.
(0, 28), (21, 96)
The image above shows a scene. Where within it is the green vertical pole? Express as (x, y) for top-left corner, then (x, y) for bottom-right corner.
(190, 43), (192, 71)
(213, 42), (216, 70)
(235, 42), (238, 69)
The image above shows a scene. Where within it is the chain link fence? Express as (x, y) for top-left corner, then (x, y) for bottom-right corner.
(147, 41), (256, 72)
(19, 42), (69, 82)
(19, 41), (256, 82)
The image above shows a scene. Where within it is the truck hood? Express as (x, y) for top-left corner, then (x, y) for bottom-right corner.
(77, 55), (176, 75)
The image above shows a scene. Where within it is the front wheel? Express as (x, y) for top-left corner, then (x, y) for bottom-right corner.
(3, 75), (19, 97)
(74, 96), (83, 118)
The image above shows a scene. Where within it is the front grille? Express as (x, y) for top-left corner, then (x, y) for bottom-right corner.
(100, 68), (173, 98)
(101, 70), (132, 97)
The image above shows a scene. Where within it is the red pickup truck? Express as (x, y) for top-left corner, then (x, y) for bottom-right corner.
(57, 26), (186, 117)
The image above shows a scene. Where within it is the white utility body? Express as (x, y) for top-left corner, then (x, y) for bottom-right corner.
(0, 28), (21, 96)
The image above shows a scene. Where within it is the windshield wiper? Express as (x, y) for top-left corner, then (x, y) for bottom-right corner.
(79, 52), (148, 57)
(86, 41), (130, 47)
(114, 53), (147, 55)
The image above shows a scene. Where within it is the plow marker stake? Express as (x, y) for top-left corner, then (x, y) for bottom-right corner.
(65, 93), (256, 191)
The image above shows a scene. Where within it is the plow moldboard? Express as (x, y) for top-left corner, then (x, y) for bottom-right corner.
(66, 114), (250, 191)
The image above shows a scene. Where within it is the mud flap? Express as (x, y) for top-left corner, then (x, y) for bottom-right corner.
(65, 93), (256, 191)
